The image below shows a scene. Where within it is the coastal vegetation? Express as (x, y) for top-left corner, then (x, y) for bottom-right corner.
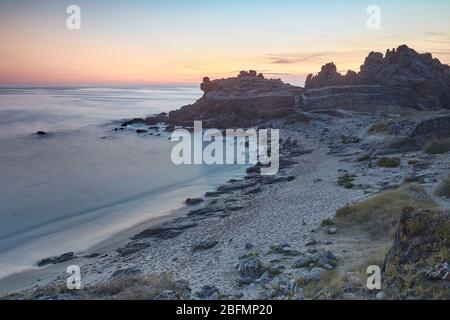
(335, 184), (435, 239)
(435, 174), (450, 198)
(423, 138), (450, 154)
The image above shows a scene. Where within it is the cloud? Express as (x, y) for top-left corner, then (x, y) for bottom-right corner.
(430, 49), (450, 56)
(424, 31), (450, 43)
(264, 72), (309, 76)
(425, 31), (450, 37)
(266, 52), (327, 65)
(269, 58), (297, 64)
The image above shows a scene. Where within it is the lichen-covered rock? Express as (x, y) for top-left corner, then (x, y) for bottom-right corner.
(236, 255), (266, 285)
(384, 208), (450, 299)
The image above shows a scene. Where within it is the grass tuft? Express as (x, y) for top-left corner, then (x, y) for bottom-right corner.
(434, 174), (450, 198)
(423, 138), (450, 154)
(377, 157), (400, 168)
(335, 184), (435, 239)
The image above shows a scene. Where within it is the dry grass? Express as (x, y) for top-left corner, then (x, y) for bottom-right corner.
(5, 273), (188, 300)
(353, 245), (392, 278)
(303, 270), (344, 299)
(423, 138), (450, 154)
(434, 174), (450, 198)
(88, 273), (186, 300)
(377, 157), (400, 168)
(368, 120), (391, 134)
(335, 184), (435, 239)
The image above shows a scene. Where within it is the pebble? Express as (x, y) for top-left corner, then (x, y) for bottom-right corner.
(376, 291), (385, 300)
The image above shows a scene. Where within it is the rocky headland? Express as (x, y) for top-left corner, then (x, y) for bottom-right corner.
(122, 45), (450, 131)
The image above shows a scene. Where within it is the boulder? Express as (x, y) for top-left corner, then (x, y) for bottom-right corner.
(237, 256), (266, 285)
(185, 198), (204, 205)
(191, 240), (219, 252)
(195, 285), (220, 300)
(384, 208), (450, 299)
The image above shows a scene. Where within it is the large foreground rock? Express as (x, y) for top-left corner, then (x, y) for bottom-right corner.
(384, 208), (450, 299)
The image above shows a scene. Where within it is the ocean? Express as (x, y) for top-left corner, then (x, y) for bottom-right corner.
(0, 86), (246, 279)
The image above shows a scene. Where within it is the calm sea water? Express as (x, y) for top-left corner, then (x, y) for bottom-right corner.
(0, 85), (201, 133)
(0, 85), (246, 280)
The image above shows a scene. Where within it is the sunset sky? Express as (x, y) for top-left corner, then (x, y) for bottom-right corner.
(1, 0), (449, 86)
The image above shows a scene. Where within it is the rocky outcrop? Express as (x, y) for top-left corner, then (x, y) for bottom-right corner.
(305, 63), (357, 88)
(37, 252), (76, 267)
(384, 207), (450, 299)
(304, 85), (420, 112)
(305, 45), (450, 111)
(371, 113), (450, 154)
(167, 71), (304, 128)
(409, 115), (450, 138)
(119, 46), (449, 129)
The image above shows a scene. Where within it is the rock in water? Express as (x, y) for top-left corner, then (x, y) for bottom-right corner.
(37, 252), (76, 267)
(168, 71), (304, 128)
(185, 198), (204, 205)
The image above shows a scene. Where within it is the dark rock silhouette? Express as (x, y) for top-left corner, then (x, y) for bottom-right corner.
(305, 45), (450, 110)
(168, 71), (304, 128)
(120, 46), (450, 129)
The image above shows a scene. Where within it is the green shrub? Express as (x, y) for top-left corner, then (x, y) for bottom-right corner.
(337, 173), (356, 188)
(335, 184), (435, 239)
(368, 120), (392, 134)
(423, 138), (450, 154)
(434, 174), (450, 198)
(377, 157), (400, 168)
(321, 218), (335, 227)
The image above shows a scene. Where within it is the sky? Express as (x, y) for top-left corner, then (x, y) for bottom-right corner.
(0, 0), (449, 86)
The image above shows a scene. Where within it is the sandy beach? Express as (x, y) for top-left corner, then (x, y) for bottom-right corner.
(3, 109), (448, 299)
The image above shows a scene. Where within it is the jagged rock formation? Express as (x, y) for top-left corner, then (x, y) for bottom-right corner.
(121, 46), (450, 129)
(305, 45), (450, 111)
(305, 63), (357, 88)
(167, 71), (304, 128)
